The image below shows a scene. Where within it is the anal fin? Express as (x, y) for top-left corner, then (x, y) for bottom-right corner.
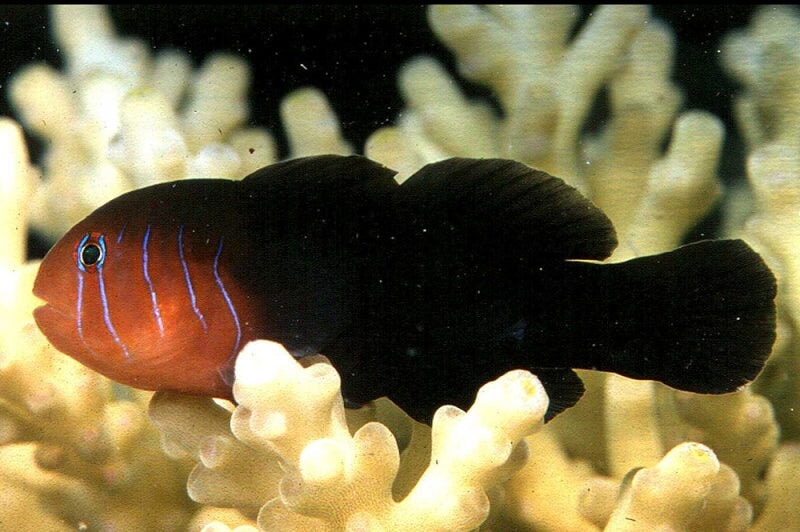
(530, 368), (585, 421)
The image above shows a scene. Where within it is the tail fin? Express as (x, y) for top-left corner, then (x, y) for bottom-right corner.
(532, 239), (777, 394)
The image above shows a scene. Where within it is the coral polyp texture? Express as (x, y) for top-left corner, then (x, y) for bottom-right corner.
(365, 5), (723, 261)
(0, 119), (195, 530)
(1, 3), (799, 530)
(721, 5), (800, 443)
(152, 340), (549, 531)
(8, 5), (352, 242)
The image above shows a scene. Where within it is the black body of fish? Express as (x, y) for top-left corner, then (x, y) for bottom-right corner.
(234, 155), (776, 421)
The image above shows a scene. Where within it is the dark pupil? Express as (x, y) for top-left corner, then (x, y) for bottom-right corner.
(81, 243), (102, 266)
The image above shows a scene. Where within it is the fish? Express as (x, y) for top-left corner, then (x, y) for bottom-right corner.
(32, 155), (777, 421)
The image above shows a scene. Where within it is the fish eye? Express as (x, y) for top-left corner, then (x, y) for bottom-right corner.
(81, 243), (102, 266)
(75, 233), (106, 272)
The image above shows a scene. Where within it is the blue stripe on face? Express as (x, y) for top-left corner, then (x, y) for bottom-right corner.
(74, 233), (123, 359)
(76, 234), (91, 273)
(143, 224), (165, 337)
(75, 270), (105, 360)
(95, 235), (131, 360)
(76, 270), (85, 343)
(178, 225), (208, 332)
(213, 236), (241, 369)
(117, 223), (127, 244)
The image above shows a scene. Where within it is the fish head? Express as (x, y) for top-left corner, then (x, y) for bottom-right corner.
(33, 182), (245, 399)
(34, 206), (132, 374)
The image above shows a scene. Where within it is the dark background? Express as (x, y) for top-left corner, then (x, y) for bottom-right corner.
(0, 5), (760, 162)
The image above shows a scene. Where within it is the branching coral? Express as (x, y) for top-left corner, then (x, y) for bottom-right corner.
(152, 342), (767, 532)
(0, 118), (195, 529)
(599, 443), (750, 531)
(151, 340), (547, 531)
(8, 6), (352, 242)
(145, 344), (697, 531)
(481, 392), (770, 531)
(365, 5), (723, 260)
(715, 10), (800, 526)
(9, 5), (264, 239)
(720, 5), (800, 442)
(363, 6), (782, 528)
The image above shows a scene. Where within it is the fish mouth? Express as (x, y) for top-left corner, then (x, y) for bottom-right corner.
(32, 280), (75, 338)
(32, 299), (113, 376)
(33, 301), (125, 381)
(33, 301), (80, 353)
(33, 301), (71, 326)
(32, 267), (78, 346)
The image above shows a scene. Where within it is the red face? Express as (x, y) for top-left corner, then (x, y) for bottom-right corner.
(32, 182), (257, 399)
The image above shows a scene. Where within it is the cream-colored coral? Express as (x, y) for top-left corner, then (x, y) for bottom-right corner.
(150, 341), (767, 532)
(602, 443), (747, 531)
(366, 5), (723, 261)
(280, 88), (353, 157)
(7, 6), (354, 242)
(743, 145), (800, 439)
(368, 7), (774, 526)
(718, 9), (800, 489)
(750, 444), (800, 530)
(2, 3), (798, 530)
(721, 5), (800, 150)
(0, 117), (195, 528)
(494, 429), (596, 530)
(0, 120), (34, 269)
(719, 6), (800, 442)
(152, 340), (548, 531)
(657, 389), (778, 509)
(577, 449), (753, 531)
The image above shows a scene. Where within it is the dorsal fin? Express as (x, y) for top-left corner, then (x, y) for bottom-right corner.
(395, 158), (618, 261)
(240, 155), (401, 245)
(532, 368), (585, 421)
(240, 155), (617, 263)
(241, 154), (398, 204)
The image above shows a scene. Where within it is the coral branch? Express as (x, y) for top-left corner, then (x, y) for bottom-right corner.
(9, 6), (277, 241)
(722, 6), (800, 441)
(0, 119), (32, 269)
(605, 443), (721, 530)
(150, 341), (549, 531)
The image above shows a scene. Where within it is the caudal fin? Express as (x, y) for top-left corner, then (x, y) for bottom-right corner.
(533, 239), (777, 394)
